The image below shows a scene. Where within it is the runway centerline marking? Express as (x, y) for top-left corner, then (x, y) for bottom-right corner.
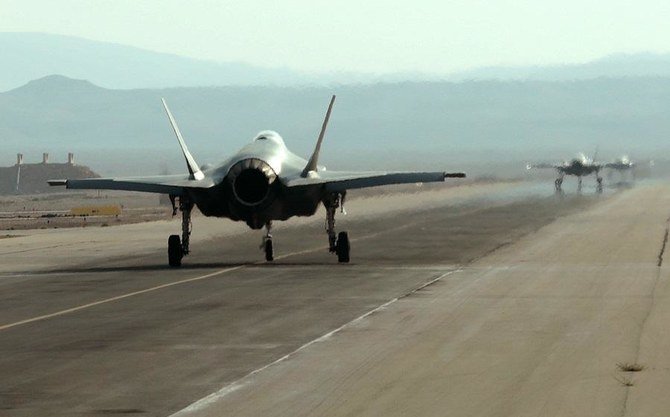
(169, 268), (462, 417)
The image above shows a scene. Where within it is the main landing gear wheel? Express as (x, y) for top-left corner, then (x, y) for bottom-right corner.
(264, 239), (274, 262)
(596, 177), (603, 193)
(324, 192), (350, 263)
(167, 195), (193, 268)
(168, 234), (183, 267)
(336, 231), (350, 263)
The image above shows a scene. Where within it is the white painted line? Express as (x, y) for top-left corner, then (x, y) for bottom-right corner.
(0, 272), (79, 279)
(0, 216), (454, 331)
(0, 266), (243, 332)
(169, 268), (462, 417)
(0, 238), (381, 331)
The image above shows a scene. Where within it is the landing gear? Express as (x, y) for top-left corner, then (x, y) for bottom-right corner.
(325, 196), (338, 252)
(324, 192), (350, 263)
(264, 240), (274, 262)
(577, 176), (583, 192)
(336, 231), (350, 263)
(168, 234), (183, 267)
(261, 222), (274, 261)
(168, 195), (193, 268)
(554, 177), (563, 192)
(596, 176), (603, 193)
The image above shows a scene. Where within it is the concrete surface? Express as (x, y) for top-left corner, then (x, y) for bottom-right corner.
(1, 182), (654, 416)
(171, 183), (670, 417)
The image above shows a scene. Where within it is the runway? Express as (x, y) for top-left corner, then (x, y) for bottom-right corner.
(1, 182), (659, 416)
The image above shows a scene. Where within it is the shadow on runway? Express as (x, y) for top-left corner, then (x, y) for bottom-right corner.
(50, 262), (251, 274)
(49, 260), (350, 274)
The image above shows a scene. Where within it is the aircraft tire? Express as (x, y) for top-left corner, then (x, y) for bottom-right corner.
(265, 239), (274, 262)
(168, 234), (183, 267)
(336, 231), (350, 263)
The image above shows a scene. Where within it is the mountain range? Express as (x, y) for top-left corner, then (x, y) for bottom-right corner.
(2, 32), (670, 177)
(450, 53), (670, 81)
(2, 74), (669, 177)
(4, 32), (670, 92)
(0, 32), (311, 91)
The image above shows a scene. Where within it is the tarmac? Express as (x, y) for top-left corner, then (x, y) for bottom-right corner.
(2, 182), (666, 416)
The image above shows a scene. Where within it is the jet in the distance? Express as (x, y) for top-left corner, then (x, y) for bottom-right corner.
(605, 156), (635, 181)
(50, 96), (466, 266)
(527, 152), (603, 193)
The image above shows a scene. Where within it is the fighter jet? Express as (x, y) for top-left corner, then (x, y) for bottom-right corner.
(605, 156), (635, 181)
(526, 152), (603, 193)
(49, 96), (466, 266)
(606, 155), (634, 170)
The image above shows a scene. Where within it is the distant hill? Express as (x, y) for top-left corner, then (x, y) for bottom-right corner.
(5, 33), (670, 93)
(2, 74), (670, 177)
(0, 32), (313, 91)
(0, 161), (99, 195)
(450, 53), (670, 81)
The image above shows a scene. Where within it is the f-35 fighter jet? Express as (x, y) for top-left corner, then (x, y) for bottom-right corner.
(527, 152), (603, 193)
(50, 96), (465, 266)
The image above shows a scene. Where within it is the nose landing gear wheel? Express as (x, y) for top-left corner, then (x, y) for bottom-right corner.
(168, 234), (183, 267)
(261, 222), (274, 262)
(336, 231), (350, 263)
(264, 239), (274, 262)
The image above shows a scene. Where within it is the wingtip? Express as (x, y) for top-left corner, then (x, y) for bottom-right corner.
(445, 172), (466, 179)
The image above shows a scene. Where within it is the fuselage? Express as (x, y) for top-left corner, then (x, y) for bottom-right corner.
(558, 154), (600, 177)
(185, 131), (324, 229)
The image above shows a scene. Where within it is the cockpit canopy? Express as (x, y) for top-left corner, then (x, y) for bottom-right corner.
(571, 153), (591, 165)
(253, 130), (285, 147)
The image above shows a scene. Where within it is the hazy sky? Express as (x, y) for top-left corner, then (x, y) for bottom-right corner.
(2, 0), (669, 74)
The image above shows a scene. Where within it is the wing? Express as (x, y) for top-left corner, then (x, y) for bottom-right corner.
(289, 97), (465, 191)
(49, 174), (216, 195)
(604, 162), (626, 169)
(284, 170), (465, 192)
(526, 163), (560, 170)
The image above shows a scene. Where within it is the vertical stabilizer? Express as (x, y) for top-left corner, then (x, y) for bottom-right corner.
(302, 95), (336, 177)
(592, 146), (600, 163)
(161, 98), (205, 181)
